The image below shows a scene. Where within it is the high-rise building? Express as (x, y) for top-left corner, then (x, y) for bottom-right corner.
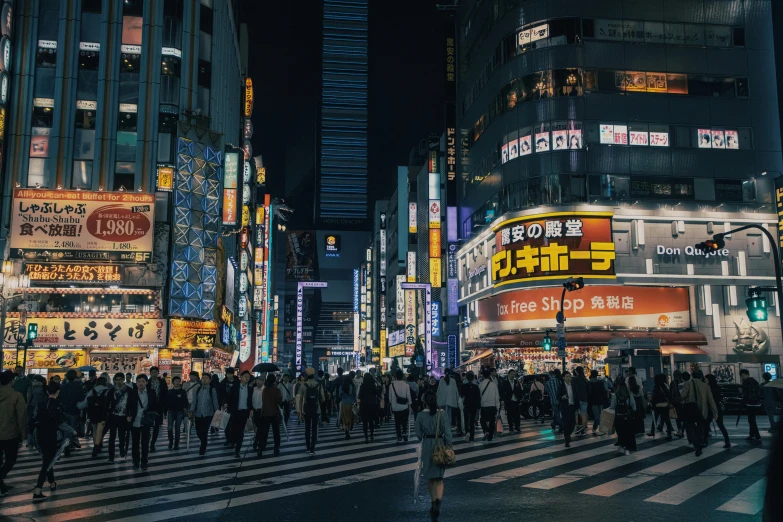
(455, 0), (783, 378)
(318, 0), (369, 227)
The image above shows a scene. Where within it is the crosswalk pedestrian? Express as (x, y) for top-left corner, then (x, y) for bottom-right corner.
(0, 412), (771, 520)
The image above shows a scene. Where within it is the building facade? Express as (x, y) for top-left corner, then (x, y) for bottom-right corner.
(1, 0), (247, 381)
(456, 0), (782, 381)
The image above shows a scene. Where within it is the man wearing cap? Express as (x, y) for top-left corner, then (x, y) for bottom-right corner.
(297, 368), (325, 455)
(227, 370), (253, 458)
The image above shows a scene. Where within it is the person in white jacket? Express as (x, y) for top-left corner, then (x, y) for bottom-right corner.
(436, 371), (460, 429)
(479, 369), (501, 441)
(389, 369), (412, 442)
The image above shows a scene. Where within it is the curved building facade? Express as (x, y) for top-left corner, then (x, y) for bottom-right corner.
(456, 0), (782, 381)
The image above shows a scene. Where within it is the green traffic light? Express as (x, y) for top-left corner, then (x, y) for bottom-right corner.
(542, 335), (552, 351)
(745, 296), (767, 322)
(27, 323), (38, 340)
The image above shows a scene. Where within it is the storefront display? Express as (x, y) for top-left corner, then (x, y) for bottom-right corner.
(88, 350), (155, 374)
(2, 317), (166, 349)
(3, 349), (85, 371)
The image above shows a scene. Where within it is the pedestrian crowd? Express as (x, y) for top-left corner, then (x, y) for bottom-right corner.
(0, 362), (780, 521)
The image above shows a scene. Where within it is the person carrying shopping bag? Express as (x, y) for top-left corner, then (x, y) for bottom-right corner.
(414, 391), (454, 522)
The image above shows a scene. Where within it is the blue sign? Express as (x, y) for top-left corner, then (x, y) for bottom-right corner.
(557, 337), (566, 350)
(448, 334), (457, 368)
(447, 279), (458, 316)
(221, 324), (230, 345)
(353, 269), (360, 313)
(431, 302), (441, 337)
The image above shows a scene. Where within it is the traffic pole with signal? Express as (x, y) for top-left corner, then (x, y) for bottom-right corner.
(697, 226), (783, 338)
(554, 277), (585, 372)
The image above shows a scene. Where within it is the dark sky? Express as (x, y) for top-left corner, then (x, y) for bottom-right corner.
(243, 0), (446, 211)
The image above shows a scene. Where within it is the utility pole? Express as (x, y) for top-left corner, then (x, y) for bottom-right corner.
(555, 277), (585, 374)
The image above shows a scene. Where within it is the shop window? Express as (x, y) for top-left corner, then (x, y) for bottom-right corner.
(77, 70), (98, 99)
(120, 52), (141, 73)
(160, 75), (180, 105)
(75, 107), (96, 130)
(34, 69), (56, 99)
(553, 69), (582, 97)
(158, 132), (173, 163)
(197, 85), (210, 116)
(198, 59), (211, 88)
(715, 178), (755, 202)
(118, 109), (138, 131)
(78, 44), (100, 70)
(36, 42), (57, 68)
(74, 129), (95, 160)
(80, 13), (101, 41)
(200, 5), (213, 34)
(199, 31), (212, 62)
(113, 172), (135, 191)
(123, 0), (143, 17)
(162, 17), (182, 48)
(28, 158), (51, 187)
(32, 105), (53, 128)
(597, 174), (629, 199)
(119, 73), (140, 103)
(72, 160), (93, 189)
(116, 131), (137, 162)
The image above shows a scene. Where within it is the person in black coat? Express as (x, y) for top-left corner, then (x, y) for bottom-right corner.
(218, 369), (238, 444)
(650, 373), (675, 440)
(166, 376), (189, 450)
(499, 370), (523, 432)
(571, 367), (590, 436)
(461, 372), (481, 442)
(105, 373), (137, 462)
(226, 371), (253, 458)
(129, 374), (159, 470)
(358, 373), (379, 442)
(147, 367), (168, 453)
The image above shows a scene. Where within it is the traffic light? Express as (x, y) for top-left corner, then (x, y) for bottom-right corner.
(563, 277), (584, 292)
(27, 323), (38, 340)
(695, 235), (726, 253)
(542, 334), (552, 351)
(746, 289), (768, 322)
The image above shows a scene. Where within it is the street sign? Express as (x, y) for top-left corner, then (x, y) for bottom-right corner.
(415, 355), (424, 367)
(556, 323), (564, 336)
(557, 337), (566, 358)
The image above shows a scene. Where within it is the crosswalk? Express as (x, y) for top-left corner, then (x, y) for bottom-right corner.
(0, 413), (772, 520)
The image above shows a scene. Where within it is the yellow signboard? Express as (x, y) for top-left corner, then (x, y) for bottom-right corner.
(430, 257), (442, 288)
(157, 166), (174, 192)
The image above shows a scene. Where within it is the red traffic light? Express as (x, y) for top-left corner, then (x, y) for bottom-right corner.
(695, 236), (726, 253)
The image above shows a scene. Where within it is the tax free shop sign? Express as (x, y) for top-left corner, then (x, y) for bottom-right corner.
(477, 285), (690, 335)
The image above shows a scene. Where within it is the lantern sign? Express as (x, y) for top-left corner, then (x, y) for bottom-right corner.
(244, 78), (254, 117)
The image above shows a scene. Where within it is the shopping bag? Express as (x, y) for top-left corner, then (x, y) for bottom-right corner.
(245, 415), (255, 433)
(495, 415), (504, 434)
(599, 408), (616, 435)
(210, 410), (223, 428)
(219, 411), (231, 430)
(668, 405), (678, 420)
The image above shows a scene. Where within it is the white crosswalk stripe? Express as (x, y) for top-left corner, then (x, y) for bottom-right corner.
(0, 415), (771, 520)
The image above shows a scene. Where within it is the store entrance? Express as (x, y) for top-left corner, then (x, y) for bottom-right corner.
(494, 345), (609, 377)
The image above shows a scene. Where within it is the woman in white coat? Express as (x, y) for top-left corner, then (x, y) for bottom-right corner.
(436, 371), (460, 429)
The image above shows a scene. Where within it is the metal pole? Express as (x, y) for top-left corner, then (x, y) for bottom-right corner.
(0, 295), (5, 372)
(559, 286), (567, 373)
(717, 225), (783, 337)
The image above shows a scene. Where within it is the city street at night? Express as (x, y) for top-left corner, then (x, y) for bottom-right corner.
(0, 414), (772, 521)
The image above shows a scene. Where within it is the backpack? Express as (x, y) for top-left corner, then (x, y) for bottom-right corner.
(304, 383), (321, 413)
(615, 394), (630, 417)
(87, 389), (108, 420)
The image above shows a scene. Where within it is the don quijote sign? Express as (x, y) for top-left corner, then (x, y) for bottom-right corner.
(656, 245), (730, 258)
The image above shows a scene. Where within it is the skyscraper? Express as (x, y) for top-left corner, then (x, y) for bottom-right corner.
(318, 0), (369, 227)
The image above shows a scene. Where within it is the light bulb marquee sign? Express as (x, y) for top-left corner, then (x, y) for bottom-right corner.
(296, 281), (327, 370)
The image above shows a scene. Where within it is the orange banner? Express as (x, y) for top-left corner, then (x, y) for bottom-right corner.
(429, 229), (441, 258)
(222, 189), (237, 225)
(478, 285), (690, 335)
(491, 211), (616, 286)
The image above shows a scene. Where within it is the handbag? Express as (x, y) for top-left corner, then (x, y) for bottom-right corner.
(495, 414), (504, 434)
(392, 383), (408, 405)
(138, 395), (158, 428)
(668, 405), (678, 420)
(431, 411), (456, 467)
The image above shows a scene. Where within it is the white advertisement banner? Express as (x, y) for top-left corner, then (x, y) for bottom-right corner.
(428, 199), (441, 229)
(9, 189), (155, 262)
(407, 252), (417, 282)
(239, 320), (251, 362)
(396, 275), (405, 324)
(408, 203), (417, 233)
(3, 317), (167, 348)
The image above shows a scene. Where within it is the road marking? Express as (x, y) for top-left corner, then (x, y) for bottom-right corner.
(524, 439), (689, 489)
(644, 448), (768, 505)
(716, 478), (766, 514)
(580, 442), (727, 497)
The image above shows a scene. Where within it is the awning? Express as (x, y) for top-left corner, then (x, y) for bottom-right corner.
(459, 349), (493, 367)
(467, 331), (708, 349)
(661, 345), (711, 362)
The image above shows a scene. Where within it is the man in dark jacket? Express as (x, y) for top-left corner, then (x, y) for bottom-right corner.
(59, 369), (85, 455)
(571, 367), (590, 436)
(218, 368), (238, 446)
(762, 372), (782, 433)
(129, 374), (159, 470)
(11, 366), (31, 404)
(147, 366), (168, 453)
(461, 371), (481, 442)
(499, 370), (523, 432)
(740, 369), (763, 445)
(226, 371), (253, 458)
(105, 373), (137, 462)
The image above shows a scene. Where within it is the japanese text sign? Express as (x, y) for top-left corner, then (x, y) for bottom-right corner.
(478, 285), (690, 335)
(10, 189), (155, 262)
(3, 318), (167, 348)
(168, 319), (217, 349)
(2, 350), (84, 370)
(24, 262), (122, 284)
(491, 212), (616, 286)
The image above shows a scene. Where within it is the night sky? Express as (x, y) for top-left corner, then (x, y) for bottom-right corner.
(244, 0), (446, 214)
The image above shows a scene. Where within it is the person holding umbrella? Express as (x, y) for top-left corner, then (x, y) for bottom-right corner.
(32, 380), (63, 502)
